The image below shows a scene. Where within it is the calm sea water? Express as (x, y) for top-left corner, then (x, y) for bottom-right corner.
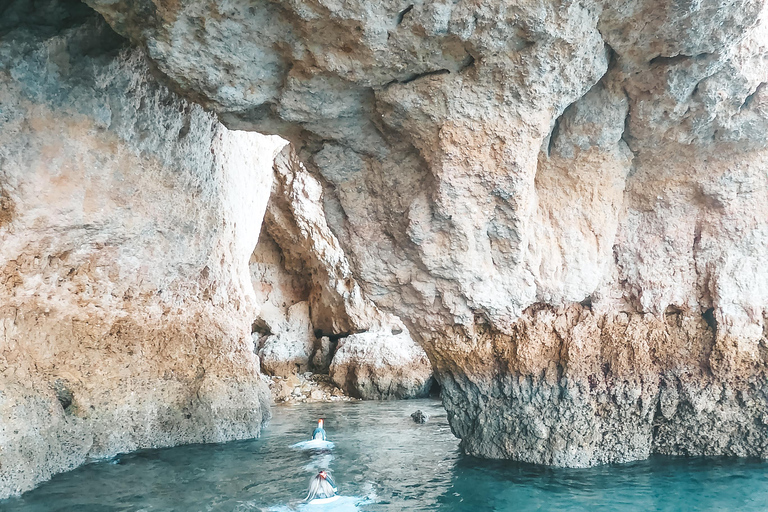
(4, 399), (768, 511)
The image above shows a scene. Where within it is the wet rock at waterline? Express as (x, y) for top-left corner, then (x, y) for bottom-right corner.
(411, 410), (429, 424)
(86, 0), (768, 466)
(0, 9), (281, 498)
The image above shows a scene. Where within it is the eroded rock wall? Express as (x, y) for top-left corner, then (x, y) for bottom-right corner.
(0, 7), (282, 497)
(251, 145), (434, 398)
(330, 331), (434, 400)
(71, 0), (768, 465)
(250, 228), (317, 376)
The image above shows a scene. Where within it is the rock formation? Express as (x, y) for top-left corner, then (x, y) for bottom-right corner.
(83, 0), (768, 467)
(3, 0), (768, 497)
(330, 331), (434, 400)
(250, 145), (434, 398)
(0, 4), (282, 498)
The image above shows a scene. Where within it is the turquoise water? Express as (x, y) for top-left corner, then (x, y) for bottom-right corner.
(4, 399), (768, 511)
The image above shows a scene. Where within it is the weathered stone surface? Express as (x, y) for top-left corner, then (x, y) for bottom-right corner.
(311, 336), (333, 373)
(249, 222), (317, 377)
(259, 301), (316, 376)
(268, 372), (350, 403)
(250, 144), (427, 385)
(45, 0), (768, 466)
(439, 305), (768, 466)
(330, 331), (434, 400)
(265, 145), (390, 336)
(0, 9), (282, 498)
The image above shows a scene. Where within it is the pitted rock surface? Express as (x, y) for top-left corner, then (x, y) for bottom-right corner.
(6, 0), (768, 481)
(0, 9), (282, 498)
(330, 331), (434, 400)
(84, 0), (768, 465)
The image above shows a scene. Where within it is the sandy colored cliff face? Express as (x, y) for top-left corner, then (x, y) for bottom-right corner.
(0, 11), (284, 497)
(250, 145), (434, 398)
(29, 0), (768, 467)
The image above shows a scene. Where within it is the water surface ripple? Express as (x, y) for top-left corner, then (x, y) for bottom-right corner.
(4, 399), (768, 511)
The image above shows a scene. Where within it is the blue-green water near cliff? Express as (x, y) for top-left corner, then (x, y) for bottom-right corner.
(3, 399), (768, 511)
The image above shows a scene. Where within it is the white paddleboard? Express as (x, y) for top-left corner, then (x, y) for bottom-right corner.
(268, 495), (370, 512)
(291, 439), (335, 450)
(306, 495), (340, 505)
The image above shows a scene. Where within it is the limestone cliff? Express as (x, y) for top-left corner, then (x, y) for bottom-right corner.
(251, 145), (434, 398)
(0, 4), (282, 497)
(2, 0), (767, 497)
(84, 0), (768, 467)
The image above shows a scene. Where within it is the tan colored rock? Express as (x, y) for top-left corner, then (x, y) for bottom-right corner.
(330, 332), (434, 400)
(0, 12), (283, 498)
(45, 0), (768, 466)
(250, 144), (426, 382)
(258, 301), (316, 377)
(312, 336), (333, 373)
(266, 372), (353, 403)
(249, 226), (308, 343)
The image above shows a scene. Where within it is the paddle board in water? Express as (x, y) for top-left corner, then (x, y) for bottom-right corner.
(291, 439), (335, 450)
(302, 496), (366, 511)
(305, 496), (340, 505)
(268, 496), (372, 512)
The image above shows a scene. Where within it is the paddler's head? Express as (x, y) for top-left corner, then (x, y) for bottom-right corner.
(318, 419), (324, 428)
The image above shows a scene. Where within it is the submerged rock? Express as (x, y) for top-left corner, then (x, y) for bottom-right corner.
(330, 332), (433, 400)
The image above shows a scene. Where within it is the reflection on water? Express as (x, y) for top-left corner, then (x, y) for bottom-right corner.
(4, 399), (768, 511)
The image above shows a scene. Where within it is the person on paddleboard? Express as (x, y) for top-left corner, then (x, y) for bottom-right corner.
(306, 470), (338, 503)
(289, 419), (333, 450)
(312, 419), (327, 441)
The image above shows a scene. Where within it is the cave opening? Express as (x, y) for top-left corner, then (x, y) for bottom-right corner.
(429, 378), (442, 399)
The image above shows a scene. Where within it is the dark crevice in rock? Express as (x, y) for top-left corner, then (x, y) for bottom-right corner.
(702, 307), (717, 338)
(178, 116), (191, 138)
(53, 379), (74, 412)
(396, 5), (413, 26)
(648, 52), (712, 66)
(399, 68), (451, 85)
(740, 83), (765, 112)
(0, 0), (94, 37)
(429, 378), (441, 398)
(651, 394), (663, 441)
(316, 329), (368, 342)
(459, 53), (476, 73)
(693, 222), (702, 251)
(619, 88), (640, 175)
(602, 40), (617, 69)
(252, 318), (272, 336)
(546, 113), (562, 157)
